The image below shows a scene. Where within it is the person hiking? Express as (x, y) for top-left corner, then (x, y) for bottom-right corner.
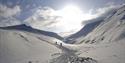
(28, 61), (32, 63)
(55, 42), (57, 45)
(60, 43), (62, 46)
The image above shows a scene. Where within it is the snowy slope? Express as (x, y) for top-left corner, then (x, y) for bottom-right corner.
(76, 5), (125, 63)
(75, 5), (125, 44)
(65, 7), (118, 44)
(81, 5), (125, 44)
(0, 29), (97, 63)
(79, 40), (125, 63)
(0, 29), (61, 63)
(65, 20), (103, 44)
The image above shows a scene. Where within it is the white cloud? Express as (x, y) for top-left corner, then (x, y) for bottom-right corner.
(24, 4), (125, 36)
(93, 4), (124, 17)
(24, 7), (60, 31)
(82, 3), (125, 24)
(24, 6), (84, 35)
(0, 4), (21, 18)
(0, 4), (21, 27)
(0, 17), (22, 27)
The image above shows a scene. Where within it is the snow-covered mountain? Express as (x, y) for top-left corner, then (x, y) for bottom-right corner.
(64, 7), (118, 44)
(0, 24), (63, 40)
(73, 5), (125, 63)
(64, 19), (103, 44)
(78, 5), (125, 44)
(0, 4), (125, 63)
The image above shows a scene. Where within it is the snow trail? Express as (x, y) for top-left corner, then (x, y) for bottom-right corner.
(49, 42), (97, 63)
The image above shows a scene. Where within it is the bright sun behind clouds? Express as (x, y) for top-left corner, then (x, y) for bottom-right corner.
(28, 4), (98, 36)
(57, 4), (84, 22)
(54, 4), (85, 35)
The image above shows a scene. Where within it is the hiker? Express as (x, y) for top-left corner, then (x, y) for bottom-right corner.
(55, 42), (57, 45)
(60, 43), (62, 46)
(28, 61), (32, 63)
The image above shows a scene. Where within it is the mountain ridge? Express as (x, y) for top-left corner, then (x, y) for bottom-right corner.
(0, 24), (64, 40)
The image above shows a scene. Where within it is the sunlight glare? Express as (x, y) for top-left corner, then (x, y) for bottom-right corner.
(57, 4), (84, 22)
(55, 4), (84, 33)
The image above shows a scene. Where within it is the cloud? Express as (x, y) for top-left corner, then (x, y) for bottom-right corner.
(24, 7), (60, 31)
(0, 4), (21, 18)
(0, 4), (21, 27)
(0, 17), (21, 27)
(82, 3), (125, 24)
(24, 6), (84, 35)
(98, 3), (125, 16)
(95, 4), (120, 16)
(24, 4), (125, 36)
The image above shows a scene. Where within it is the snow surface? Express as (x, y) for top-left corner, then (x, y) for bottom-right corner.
(0, 29), (97, 63)
(0, 29), (61, 63)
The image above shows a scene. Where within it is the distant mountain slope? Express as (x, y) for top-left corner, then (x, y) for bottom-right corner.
(0, 24), (63, 40)
(65, 7), (118, 44)
(65, 20), (103, 43)
(69, 20), (102, 38)
(64, 20), (103, 43)
(80, 5), (125, 44)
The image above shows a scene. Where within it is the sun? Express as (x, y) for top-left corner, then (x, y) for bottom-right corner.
(57, 4), (84, 22)
(55, 4), (84, 34)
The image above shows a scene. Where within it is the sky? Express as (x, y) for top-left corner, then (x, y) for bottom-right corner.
(0, 0), (125, 36)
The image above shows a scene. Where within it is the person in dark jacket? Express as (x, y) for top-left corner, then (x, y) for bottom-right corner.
(60, 43), (62, 46)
